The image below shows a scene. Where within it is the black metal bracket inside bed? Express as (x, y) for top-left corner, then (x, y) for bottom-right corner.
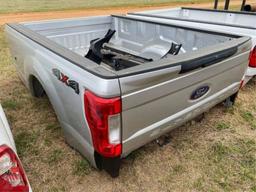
(85, 29), (153, 70)
(85, 29), (183, 71)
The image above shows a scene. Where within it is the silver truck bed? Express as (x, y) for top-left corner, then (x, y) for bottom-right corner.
(7, 14), (248, 77)
(5, 14), (252, 177)
(132, 7), (256, 30)
(130, 7), (256, 84)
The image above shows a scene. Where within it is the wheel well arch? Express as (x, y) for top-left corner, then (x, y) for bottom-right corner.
(29, 75), (46, 98)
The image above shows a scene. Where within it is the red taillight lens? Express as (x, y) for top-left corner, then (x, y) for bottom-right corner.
(249, 46), (256, 68)
(0, 145), (29, 192)
(84, 90), (122, 157)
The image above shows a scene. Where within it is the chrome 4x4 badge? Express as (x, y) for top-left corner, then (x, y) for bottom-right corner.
(52, 68), (80, 94)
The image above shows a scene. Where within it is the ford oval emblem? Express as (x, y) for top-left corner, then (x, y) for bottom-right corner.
(190, 86), (210, 100)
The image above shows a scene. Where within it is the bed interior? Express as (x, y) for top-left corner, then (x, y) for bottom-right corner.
(23, 15), (235, 70)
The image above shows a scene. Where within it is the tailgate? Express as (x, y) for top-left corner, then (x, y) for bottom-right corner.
(120, 37), (251, 156)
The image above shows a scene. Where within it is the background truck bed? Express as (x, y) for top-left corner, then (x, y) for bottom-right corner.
(130, 7), (256, 83)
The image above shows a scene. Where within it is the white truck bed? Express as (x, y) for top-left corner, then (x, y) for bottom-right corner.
(130, 7), (256, 84)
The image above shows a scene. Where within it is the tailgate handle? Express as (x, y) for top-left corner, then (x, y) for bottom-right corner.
(179, 46), (238, 74)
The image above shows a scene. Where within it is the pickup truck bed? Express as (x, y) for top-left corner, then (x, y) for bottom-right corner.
(5, 14), (251, 177)
(130, 7), (256, 84)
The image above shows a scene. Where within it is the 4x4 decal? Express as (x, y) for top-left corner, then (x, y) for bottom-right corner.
(52, 68), (80, 94)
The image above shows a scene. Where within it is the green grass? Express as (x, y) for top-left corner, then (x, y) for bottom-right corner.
(240, 110), (256, 130)
(15, 131), (39, 156)
(252, 186), (256, 192)
(2, 99), (20, 110)
(211, 142), (231, 162)
(172, 164), (184, 174)
(206, 139), (256, 191)
(193, 177), (204, 190)
(215, 121), (230, 131)
(0, 0), (211, 14)
(241, 111), (254, 122)
(73, 158), (91, 176)
(47, 149), (64, 165)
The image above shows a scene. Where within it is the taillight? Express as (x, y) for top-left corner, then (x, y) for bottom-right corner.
(0, 145), (29, 192)
(84, 90), (122, 157)
(249, 46), (256, 68)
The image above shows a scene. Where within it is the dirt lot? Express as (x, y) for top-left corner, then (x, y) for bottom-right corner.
(0, 1), (255, 192)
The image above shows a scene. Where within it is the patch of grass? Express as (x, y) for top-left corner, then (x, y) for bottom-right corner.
(206, 138), (256, 191)
(0, 0), (211, 14)
(216, 122), (230, 131)
(166, 164), (185, 182)
(47, 149), (64, 165)
(0, 27), (14, 80)
(241, 111), (254, 122)
(193, 177), (204, 190)
(49, 186), (66, 192)
(224, 105), (235, 114)
(214, 176), (230, 191)
(210, 142), (231, 162)
(73, 158), (91, 176)
(44, 138), (53, 146)
(172, 164), (184, 174)
(237, 139), (256, 179)
(15, 131), (38, 156)
(46, 123), (61, 133)
(240, 110), (256, 130)
(126, 149), (146, 161)
(2, 99), (20, 110)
